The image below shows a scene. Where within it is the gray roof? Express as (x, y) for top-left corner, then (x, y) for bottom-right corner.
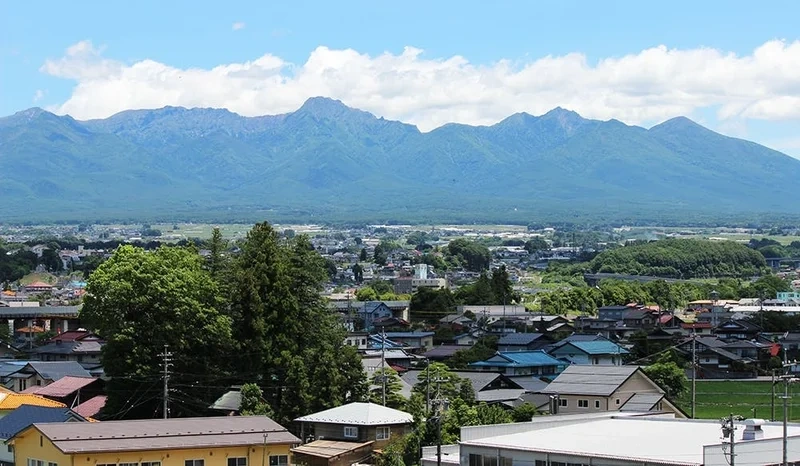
(24, 416), (298, 453)
(0, 306), (80, 319)
(423, 345), (466, 359)
(497, 333), (546, 346)
(477, 389), (526, 403)
(0, 406), (85, 439)
(209, 390), (241, 412)
(540, 365), (646, 396)
(294, 402), (412, 426)
(620, 393), (665, 412)
(22, 362), (91, 381)
(401, 370), (518, 395)
(507, 376), (550, 393)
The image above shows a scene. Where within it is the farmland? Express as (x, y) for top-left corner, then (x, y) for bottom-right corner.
(677, 380), (800, 421)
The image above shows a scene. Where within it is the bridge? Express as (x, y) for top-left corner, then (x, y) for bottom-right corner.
(763, 257), (800, 270)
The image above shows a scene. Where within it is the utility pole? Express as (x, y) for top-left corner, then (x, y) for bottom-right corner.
(159, 345), (173, 419)
(380, 327), (386, 406)
(721, 413), (742, 466)
(425, 359), (431, 414)
(430, 375), (449, 466)
(691, 330), (697, 419)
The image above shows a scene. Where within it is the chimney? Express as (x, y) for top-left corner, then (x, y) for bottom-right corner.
(742, 419), (765, 440)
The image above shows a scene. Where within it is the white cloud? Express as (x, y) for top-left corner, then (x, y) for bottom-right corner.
(232, 22), (245, 31)
(33, 89), (45, 103)
(40, 39), (800, 131)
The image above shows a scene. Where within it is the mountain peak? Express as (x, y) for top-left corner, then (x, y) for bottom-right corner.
(296, 97), (354, 117)
(649, 116), (708, 134)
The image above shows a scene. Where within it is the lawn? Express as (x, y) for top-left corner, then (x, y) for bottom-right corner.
(676, 380), (800, 421)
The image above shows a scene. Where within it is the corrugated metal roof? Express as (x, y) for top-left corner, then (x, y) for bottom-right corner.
(540, 365), (642, 396)
(27, 416), (299, 453)
(0, 394), (66, 409)
(33, 376), (97, 398)
(23, 362), (92, 381)
(470, 351), (564, 368)
(294, 402), (412, 426)
(73, 395), (106, 418)
(291, 439), (374, 459)
(620, 393), (664, 412)
(477, 389), (525, 403)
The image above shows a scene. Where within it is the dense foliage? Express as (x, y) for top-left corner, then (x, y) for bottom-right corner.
(82, 223), (368, 423)
(589, 239), (767, 278)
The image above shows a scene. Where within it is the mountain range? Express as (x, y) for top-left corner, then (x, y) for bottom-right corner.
(1, 97), (800, 224)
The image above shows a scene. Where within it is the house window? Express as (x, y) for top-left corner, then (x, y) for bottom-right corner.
(578, 399), (589, 408)
(96, 464), (116, 466)
(595, 400), (601, 408)
(344, 426), (358, 438)
(558, 398), (568, 407)
(376, 426), (390, 440)
(185, 460), (204, 466)
(615, 398), (620, 405)
(20, 379), (26, 391)
(268, 456), (288, 466)
(119, 463), (138, 466)
(592, 357), (599, 364)
(27, 460), (45, 466)
(142, 462), (161, 466)
(228, 458), (247, 466)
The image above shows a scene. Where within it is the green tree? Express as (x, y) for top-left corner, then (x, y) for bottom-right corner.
(476, 403), (513, 425)
(226, 223), (366, 424)
(357, 286), (379, 301)
(446, 239), (491, 272)
(511, 402), (539, 422)
(240, 383), (272, 416)
(412, 363), (462, 403)
(360, 248), (368, 262)
(523, 237), (549, 253)
(410, 288), (456, 321)
(352, 263), (364, 284)
(369, 368), (406, 409)
(207, 227), (227, 280)
(490, 265), (514, 304)
(643, 361), (688, 398)
(81, 245), (232, 419)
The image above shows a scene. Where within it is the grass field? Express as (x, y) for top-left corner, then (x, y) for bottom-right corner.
(676, 380), (800, 421)
(18, 272), (56, 285)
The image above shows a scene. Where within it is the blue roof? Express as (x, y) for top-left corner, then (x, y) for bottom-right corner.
(556, 341), (629, 355)
(470, 350), (565, 368)
(384, 332), (435, 338)
(0, 405), (84, 439)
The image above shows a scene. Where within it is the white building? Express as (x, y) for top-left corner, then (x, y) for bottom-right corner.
(423, 412), (800, 466)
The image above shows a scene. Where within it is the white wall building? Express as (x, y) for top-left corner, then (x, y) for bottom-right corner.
(423, 412), (800, 466)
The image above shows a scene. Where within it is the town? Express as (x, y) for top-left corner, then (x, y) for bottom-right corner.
(1, 222), (800, 465)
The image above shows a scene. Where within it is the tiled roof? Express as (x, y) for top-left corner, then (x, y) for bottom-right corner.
(540, 365), (644, 396)
(423, 345), (465, 359)
(294, 402), (412, 426)
(0, 405), (84, 439)
(73, 395), (106, 418)
(0, 393), (66, 409)
(24, 416), (299, 453)
(33, 376), (97, 398)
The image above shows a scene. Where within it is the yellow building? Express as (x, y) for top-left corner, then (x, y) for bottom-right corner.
(10, 416), (300, 466)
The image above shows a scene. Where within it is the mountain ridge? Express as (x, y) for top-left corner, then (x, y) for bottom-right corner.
(1, 97), (799, 224)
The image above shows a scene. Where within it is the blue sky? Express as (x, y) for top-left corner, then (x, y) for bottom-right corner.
(3, 0), (800, 155)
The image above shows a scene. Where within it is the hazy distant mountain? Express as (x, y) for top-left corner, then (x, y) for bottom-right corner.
(2, 97), (800, 223)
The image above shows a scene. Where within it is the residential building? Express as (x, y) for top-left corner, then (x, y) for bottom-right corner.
(10, 415), (300, 466)
(29, 331), (104, 366)
(547, 341), (628, 366)
(469, 351), (565, 377)
(22, 376), (103, 408)
(72, 395), (106, 418)
(344, 332), (369, 350)
(411, 278), (447, 293)
(540, 365), (686, 417)
(401, 370), (525, 400)
(293, 402), (413, 466)
(0, 406), (86, 466)
(596, 305), (629, 321)
(446, 412), (800, 466)
(208, 386), (242, 415)
(714, 319), (762, 341)
(0, 393), (65, 416)
(7, 362), (91, 392)
(423, 345), (467, 362)
(382, 331), (434, 351)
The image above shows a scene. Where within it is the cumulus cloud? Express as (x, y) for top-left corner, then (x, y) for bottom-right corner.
(33, 89), (45, 103)
(40, 39), (800, 131)
(232, 22), (245, 31)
